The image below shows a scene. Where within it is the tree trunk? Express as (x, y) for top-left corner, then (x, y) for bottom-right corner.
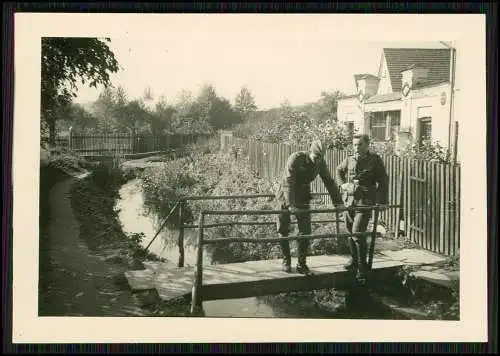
(44, 112), (57, 149)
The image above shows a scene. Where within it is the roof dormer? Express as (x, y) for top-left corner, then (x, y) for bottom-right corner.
(354, 74), (380, 103)
(401, 65), (430, 97)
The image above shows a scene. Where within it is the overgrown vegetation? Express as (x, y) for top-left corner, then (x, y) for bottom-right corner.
(390, 255), (460, 321)
(370, 139), (453, 164)
(140, 138), (350, 264)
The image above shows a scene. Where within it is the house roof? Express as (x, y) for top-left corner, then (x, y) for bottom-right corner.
(364, 92), (402, 104)
(383, 48), (451, 92)
(354, 73), (379, 81)
(338, 94), (358, 100)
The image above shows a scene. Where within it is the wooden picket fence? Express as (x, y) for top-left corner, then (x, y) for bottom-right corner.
(56, 131), (210, 156)
(228, 135), (460, 257)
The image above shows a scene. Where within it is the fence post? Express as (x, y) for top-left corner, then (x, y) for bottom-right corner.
(132, 129), (137, 154)
(368, 207), (380, 271)
(190, 211), (205, 316)
(453, 121), (459, 164)
(177, 200), (186, 268)
(68, 127), (73, 151)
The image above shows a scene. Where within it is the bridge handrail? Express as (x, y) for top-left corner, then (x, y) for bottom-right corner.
(200, 204), (400, 216)
(183, 218), (342, 229)
(181, 192), (330, 201)
(189, 203), (400, 315)
(202, 231), (373, 245)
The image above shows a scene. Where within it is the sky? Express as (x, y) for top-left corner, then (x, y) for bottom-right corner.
(73, 34), (450, 110)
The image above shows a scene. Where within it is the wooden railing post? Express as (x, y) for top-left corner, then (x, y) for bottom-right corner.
(368, 206), (380, 271)
(190, 211), (205, 316)
(335, 210), (340, 234)
(177, 200), (186, 268)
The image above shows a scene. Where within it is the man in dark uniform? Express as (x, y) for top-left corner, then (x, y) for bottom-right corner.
(275, 141), (343, 275)
(335, 134), (389, 282)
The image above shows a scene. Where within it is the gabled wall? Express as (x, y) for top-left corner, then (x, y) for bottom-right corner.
(401, 82), (452, 147)
(337, 97), (364, 133)
(376, 54), (392, 95)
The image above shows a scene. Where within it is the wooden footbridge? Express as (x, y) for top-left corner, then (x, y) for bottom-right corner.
(124, 193), (439, 315)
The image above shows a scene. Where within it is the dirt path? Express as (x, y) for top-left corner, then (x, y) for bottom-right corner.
(39, 176), (151, 317)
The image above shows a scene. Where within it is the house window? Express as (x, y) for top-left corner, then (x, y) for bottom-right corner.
(370, 113), (387, 141)
(368, 110), (401, 141)
(418, 117), (432, 145)
(389, 111), (401, 141)
(345, 121), (355, 137)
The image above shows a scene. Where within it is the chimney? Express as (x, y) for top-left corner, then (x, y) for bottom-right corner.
(401, 65), (430, 89)
(355, 74), (380, 100)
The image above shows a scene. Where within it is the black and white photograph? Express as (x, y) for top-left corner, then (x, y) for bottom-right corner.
(12, 13), (487, 343)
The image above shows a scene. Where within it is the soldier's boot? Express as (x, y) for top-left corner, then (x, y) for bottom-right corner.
(344, 237), (358, 271)
(279, 238), (292, 273)
(356, 238), (369, 283)
(296, 238), (312, 275)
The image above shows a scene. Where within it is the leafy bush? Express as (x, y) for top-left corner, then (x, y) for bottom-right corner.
(200, 157), (280, 263)
(185, 134), (220, 154)
(395, 264), (459, 320)
(287, 117), (352, 150)
(370, 139), (453, 163)
(140, 151), (232, 243)
(45, 151), (95, 173)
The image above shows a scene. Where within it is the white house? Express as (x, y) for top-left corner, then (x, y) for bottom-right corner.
(337, 47), (459, 160)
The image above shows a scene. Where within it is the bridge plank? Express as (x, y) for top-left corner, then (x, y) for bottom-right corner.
(125, 254), (408, 302)
(124, 269), (156, 291)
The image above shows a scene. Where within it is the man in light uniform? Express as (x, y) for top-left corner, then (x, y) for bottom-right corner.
(275, 141), (343, 275)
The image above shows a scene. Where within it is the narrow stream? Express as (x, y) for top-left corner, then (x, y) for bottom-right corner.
(114, 178), (401, 319)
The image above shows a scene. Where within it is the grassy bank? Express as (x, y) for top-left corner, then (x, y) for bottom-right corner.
(70, 162), (197, 316)
(70, 164), (164, 269)
(39, 164), (73, 304)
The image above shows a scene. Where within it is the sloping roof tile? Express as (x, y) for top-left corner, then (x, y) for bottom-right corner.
(339, 94), (358, 100)
(383, 48), (451, 92)
(354, 73), (379, 82)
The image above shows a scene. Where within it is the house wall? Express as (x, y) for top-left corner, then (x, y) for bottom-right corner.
(377, 55), (392, 95)
(364, 100), (402, 113)
(337, 97), (364, 133)
(342, 48), (458, 158)
(358, 78), (380, 98)
(451, 44), (461, 162)
(402, 82), (452, 147)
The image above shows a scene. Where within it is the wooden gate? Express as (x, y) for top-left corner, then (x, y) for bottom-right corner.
(407, 159), (430, 246)
(404, 159), (460, 256)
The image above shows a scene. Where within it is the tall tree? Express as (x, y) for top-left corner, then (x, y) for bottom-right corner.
(234, 86), (257, 119)
(59, 103), (98, 133)
(41, 37), (119, 146)
(115, 86), (128, 107)
(152, 96), (176, 134)
(315, 90), (343, 122)
(93, 86), (118, 132)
